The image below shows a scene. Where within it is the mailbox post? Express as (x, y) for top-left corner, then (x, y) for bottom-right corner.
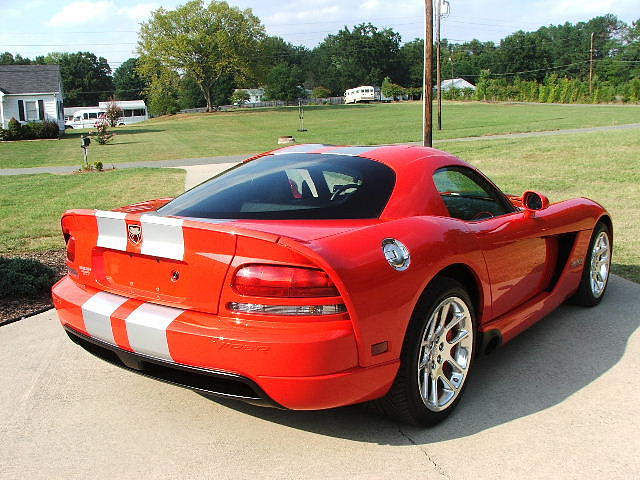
(81, 135), (91, 169)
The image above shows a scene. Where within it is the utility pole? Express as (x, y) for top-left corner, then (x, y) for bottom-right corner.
(589, 32), (595, 96)
(423, 0), (434, 147)
(436, 0), (442, 130)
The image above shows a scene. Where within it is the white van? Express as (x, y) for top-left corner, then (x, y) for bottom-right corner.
(65, 108), (106, 129)
(64, 100), (149, 129)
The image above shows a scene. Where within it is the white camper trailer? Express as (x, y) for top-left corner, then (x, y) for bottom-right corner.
(344, 86), (376, 104)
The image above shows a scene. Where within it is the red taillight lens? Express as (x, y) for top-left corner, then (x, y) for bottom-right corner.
(233, 265), (339, 297)
(63, 232), (75, 262)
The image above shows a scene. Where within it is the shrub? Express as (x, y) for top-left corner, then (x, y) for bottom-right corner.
(311, 86), (331, 99)
(40, 120), (61, 139)
(90, 120), (114, 144)
(5, 117), (22, 140)
(0, 118), (59, 141)
(94, 161), (104, 171)
(104, 98), (123, 127)
(0, 257), (57, 299)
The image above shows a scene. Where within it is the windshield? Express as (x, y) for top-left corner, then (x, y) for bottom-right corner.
(158, 153), (396, 220)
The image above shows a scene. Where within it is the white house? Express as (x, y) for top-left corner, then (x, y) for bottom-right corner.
(440, 78), (476, 91)
(0, 65), (65, 131)
(234, 88), (265, 103)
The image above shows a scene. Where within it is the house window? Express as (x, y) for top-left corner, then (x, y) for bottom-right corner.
(25, 101), (38, 121)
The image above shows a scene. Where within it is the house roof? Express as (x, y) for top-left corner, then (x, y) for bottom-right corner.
(0, 65), (62, 94)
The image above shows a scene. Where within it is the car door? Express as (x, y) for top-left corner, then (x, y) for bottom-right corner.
(433, 166), (554, 319)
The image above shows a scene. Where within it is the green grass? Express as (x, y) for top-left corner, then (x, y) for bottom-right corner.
(1, 102), (640, 169)
(441, 128), (640, 283)
(0, 168), (185, 255)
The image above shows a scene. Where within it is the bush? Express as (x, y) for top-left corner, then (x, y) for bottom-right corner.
(4, 117), (22, 140)
(90, 120), (114, 144)
(0, 257), (57, 299)
(0, 118), (59, 141)
(311, 86), (331, 99)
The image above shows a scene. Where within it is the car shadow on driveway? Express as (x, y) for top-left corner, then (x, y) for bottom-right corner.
(204, 275), (639, 444)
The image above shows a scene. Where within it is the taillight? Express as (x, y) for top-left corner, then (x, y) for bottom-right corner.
(233, 264), (339, 298)
(63, 229), (75, 262)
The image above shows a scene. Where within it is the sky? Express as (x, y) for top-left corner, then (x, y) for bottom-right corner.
(1, 0), (638, 71)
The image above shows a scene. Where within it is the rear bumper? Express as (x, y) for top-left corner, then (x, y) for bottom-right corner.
(52, 276), (399, 410)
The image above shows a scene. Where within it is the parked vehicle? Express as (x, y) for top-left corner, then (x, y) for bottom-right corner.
(98, 100), (149, 126)
(52, 144), (612, 426)
(65, 108), (106, 129)
(344, 86), (376, 103)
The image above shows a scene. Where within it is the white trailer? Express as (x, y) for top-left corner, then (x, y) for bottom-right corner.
(99, 100), (149, 126)
(344, 86), (376, 104)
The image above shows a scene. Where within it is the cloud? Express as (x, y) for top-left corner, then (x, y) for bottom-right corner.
(46, 1), (157, 27)
(118, 3), (159, 21)
(47, 1), (113, 27)
(266, 4), (343, 24)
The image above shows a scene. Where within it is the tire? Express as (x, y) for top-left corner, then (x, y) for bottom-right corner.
(571, 222), (612, 307)
(371, 277), (476, 426)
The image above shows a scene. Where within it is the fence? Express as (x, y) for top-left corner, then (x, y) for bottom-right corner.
(179, 97), (345, 114)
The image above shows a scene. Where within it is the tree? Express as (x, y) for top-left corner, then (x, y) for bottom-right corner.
(0, 52), (32, 65)
(264, 64), (304, 101)
(381, 76), (405, 100)
(231, 89), (250, 105)
(147, 70), (180, 116)
(312, 23), (402, 95)
(103, 98), (123, 127)
(311, 86), (331, 98)
(113, 58), (146, 100)
(138, 0), (266, 112)
(38, 52), (113, 106)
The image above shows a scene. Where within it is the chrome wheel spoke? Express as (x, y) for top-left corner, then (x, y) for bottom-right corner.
(429, 375), (439, 406)
(417, 296), (474, 412)
(588, 231), (610, 298)
(440, 374), (457, 393)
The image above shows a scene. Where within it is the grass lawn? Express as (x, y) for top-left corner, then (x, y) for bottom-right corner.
(442, 128), (640, 283)
(0, 168), (185, 255)
(1, 102), (639, 169)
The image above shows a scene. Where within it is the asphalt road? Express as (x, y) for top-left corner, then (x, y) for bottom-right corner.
(1, 275), (638, 479)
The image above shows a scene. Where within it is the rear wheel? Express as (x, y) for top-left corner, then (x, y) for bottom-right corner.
(572, 222), (612, 307)
(372, 278), (476, 426)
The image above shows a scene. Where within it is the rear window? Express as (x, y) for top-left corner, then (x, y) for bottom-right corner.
(157, 153), (395, 220)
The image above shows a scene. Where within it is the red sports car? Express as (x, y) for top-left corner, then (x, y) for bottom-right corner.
(52, 144), (612, 426)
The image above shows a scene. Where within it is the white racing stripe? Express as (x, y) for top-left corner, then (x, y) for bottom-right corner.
(96, 210), (127, 251)
(94, 211), (185, 261)
(125, 302), (185, 362)
(140, 214), (185, 261)
(81, 291), (129, 344)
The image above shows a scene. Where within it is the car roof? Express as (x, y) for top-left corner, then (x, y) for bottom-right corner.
(262, 144), (474, 218)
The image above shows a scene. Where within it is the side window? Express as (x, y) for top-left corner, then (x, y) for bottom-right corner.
(433, 167), (512, 221)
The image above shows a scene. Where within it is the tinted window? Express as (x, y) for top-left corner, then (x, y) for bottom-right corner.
(158, 154), (395, 220)
(433, 166), (513, 221)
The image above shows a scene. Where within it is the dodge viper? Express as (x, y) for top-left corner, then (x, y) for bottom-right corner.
(52, 144), (612, 426)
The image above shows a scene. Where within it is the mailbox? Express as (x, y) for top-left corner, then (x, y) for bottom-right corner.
(81, 136), (91, 148)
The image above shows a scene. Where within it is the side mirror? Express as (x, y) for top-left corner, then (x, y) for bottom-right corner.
(522, 191), (549, 211)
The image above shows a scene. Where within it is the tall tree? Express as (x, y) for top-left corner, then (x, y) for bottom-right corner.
(38, 52), (113, 106)
(0, 52), (32, 65)
(264, 63), (303, 101)
(312, 23), (402, 95)
(137, 0), (265, 112)
(113, 58), (146, 100)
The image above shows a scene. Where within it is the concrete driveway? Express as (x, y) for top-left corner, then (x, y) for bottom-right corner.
(1, 275), (638, 479)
